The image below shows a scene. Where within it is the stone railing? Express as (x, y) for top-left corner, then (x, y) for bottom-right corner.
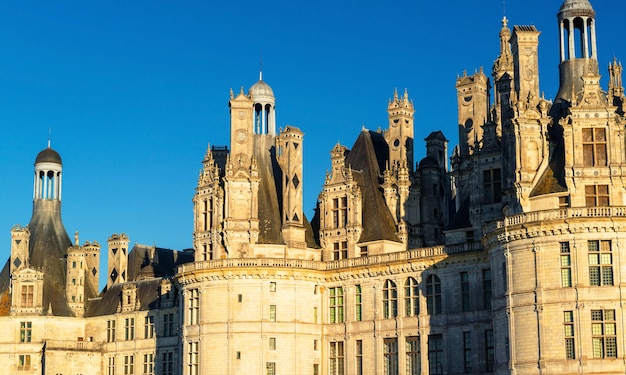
(45, 340), (102, 351)
(178, 242), (483, 274)
(483, 206), (626, 233)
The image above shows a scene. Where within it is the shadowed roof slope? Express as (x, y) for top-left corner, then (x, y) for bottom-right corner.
(345, 130), (400, 243)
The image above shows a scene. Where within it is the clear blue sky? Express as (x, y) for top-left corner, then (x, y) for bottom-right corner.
(0, 1), (624, 289)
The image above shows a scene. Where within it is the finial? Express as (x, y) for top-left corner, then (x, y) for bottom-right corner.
(75, 231), (79, 246)
(259, 49), (263, 81)
(393, 88), (398, 101)
(502, 16), (508, 28)
(48, 128), (51, 148)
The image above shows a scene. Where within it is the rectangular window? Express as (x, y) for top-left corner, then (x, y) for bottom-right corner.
(333, 241), (348, 260)
(107, 356), (115, 375)
(560, 242), (572, 287)
(269, 305), (276, 322)
(582, 128), (607, 166)
(19, 322), (32, 343)
(189, 289), (200, 324)
(269, 282), (276, 292)
(383, 338), (398, 375)
(360, 246), (368, 257)
(266, 362), (276, 375)
(314, 363), (320, 375)
(463, 331), (472, 373)
(124, 318), (135, 340)
(406, 336), (420, 375)
(483, 168), (502, 204)
(428, 334), (443, 375)
(585, 185), (609, 206)
(329, 341), (344, 375)
(162, 351), (173, 375)
(124, 355), (134, 375)
(18, 355), (31, 370)
(269, 337), (276, 350)
(592, 309), (617, 358)
(329, 287), (344, 323)
(588, 240), (613, 286)
(405, 278), (419, 317)
(188, 342), (199, 375)
(559, 196), (570, 208)
(355, 285), (362, 321)
(144, 316), (155, 339)
(143, 353), (154, 375)
(163, 313), (174, 337)
(21, 285), (33, 307)
(485, 330), (494, 372)
(332, 197), (348, 228)
(461, 272), (470, 311)
(314, 307), (318, 323)
(564, 311), (575, 359)
(356, 340), (363, 375)
(483, 269), (492, 310)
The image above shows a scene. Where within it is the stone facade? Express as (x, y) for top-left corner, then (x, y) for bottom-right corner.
(0, 1), (625, 374)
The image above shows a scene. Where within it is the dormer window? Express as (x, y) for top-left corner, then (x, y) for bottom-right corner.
(21, 285), (33, 307)
(583, 128), (607, 166)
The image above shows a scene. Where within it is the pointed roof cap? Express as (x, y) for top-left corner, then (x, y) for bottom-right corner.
(35, 147), (62, 165)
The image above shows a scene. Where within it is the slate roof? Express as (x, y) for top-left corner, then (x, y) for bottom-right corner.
(254, 135), (319, 248)
(86, 245), (192, 317)
(530, 135), (568, 197)
(85, 278), (165, 317)
(345, 130), (401, 243)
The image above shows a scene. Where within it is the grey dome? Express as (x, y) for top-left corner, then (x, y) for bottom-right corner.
(35, 147), (62, 165)
(250, 79), (275, 99)
(559, 0), (595, 18)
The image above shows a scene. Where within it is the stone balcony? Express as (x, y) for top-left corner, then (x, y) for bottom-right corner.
(483, 206), (626, 233)
(177, 241), (483, 274)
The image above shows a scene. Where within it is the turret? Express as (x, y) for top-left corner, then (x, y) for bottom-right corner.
(276, 126), (306, 248)
(107, 233), (129, 289)
(456, 68), (490, 157)
(25, 145), (73, 316)
(385, 89), (414, 171)
(553, 0), (598, 114)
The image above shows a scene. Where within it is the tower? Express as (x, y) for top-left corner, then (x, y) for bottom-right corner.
(276, 126), (306, 248)
(25, 145), (73, 316)
(223, 86), (261, 257)
(10, 225), (29, 274)
(456, 68), (490, 157)
(554, 0), (598, 112)
(511, 25), (541, 106)
(385, 88), (414, 171)
(107, 233), (129, 289)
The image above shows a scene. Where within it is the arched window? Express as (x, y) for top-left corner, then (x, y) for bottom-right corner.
(425, 275), (442, 315)
(405, 277), (419, 317)
(383, 280), (398, 319)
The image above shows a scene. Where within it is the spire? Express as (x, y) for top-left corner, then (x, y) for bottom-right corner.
(259, 49), (263, 81)
(493, 16), (513, 79)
